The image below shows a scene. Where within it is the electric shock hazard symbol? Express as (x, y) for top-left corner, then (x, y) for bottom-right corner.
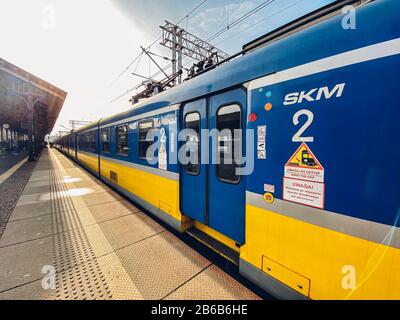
(283, 143), (325, 209)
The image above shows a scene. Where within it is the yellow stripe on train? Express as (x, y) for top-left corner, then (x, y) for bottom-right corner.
(240, 204), (400, 300)
(76, 150), (400, 299)
(99, 156), (182, 222)
(77, 151), (99, 173)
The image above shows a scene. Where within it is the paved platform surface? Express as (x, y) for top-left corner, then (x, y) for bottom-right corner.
(0, 148), (260, 300)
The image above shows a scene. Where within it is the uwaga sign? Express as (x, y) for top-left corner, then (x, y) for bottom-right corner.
(283, 143), (325, 209)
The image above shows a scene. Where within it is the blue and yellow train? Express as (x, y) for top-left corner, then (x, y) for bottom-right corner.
(55, 0), (400, 299)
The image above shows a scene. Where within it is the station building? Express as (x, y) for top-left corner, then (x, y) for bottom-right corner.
(0, 58), (66, 163)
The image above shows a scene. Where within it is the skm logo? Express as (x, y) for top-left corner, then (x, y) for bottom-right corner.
(283, 83), (346, 105)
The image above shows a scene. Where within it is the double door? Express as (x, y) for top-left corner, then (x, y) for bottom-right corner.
(180, 88), (246, 244)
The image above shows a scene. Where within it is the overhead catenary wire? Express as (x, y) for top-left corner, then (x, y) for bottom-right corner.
(112, 0), (278, 102)
(205, 0), (276, 43)
(214, 0), (306, 46)
(177, 0), (208, 25)
(147, 51), (174, 61)
(132, 51), (144, 76)
(110, 0), (302, 103)
(109, 0), (209, 87)
(149, 0), (278, 80)
(109, 36), (162, 86)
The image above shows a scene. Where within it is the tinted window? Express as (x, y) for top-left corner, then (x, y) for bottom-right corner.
(138, 120), (154, 159)
(88, 133), (92, 150)
(184, 112), (200, 175)
(89, 131), (96, 151)
(116, 125), (129, 155)
(70, 135), (75, 150)
(216, 104), (241, 183)
(79, 134), (86, 150)
(102, 128), (110, 153)
(86, 133), (90, 150)
(81, 132), (96, 152)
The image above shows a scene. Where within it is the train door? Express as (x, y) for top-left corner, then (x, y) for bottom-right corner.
(208, 89), (246, 243)
(75, 134), (79, 159)
(180, 99), (207, 224)
(74, 135), (77, 159)
(67, 136), (70, 155)
(180, 88), (246, 244)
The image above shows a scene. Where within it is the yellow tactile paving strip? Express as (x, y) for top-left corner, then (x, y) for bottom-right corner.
(0, 148), (260, 300)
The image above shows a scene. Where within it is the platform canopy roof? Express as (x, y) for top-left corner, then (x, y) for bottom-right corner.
(0, 57), (67, 137)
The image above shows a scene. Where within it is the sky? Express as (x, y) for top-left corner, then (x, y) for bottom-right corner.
(0, 0), (334, 135)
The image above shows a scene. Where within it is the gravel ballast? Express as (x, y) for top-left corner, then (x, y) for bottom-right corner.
(0, 161), (36, 239)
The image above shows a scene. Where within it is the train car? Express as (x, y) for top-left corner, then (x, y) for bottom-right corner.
(55, 0), (400, 299)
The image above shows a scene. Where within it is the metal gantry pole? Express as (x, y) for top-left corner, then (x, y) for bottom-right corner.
(172, 25), (177, 86)
(177, 29), (183, 84)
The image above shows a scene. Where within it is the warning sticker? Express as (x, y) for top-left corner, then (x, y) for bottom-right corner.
(283, 143), (325, 209)
(257, 150), (266, 160)
(284, 143), (324, 183)
(283, 178), (324, 209)
(158, 128), (167, 171)
(257, 125), (266, 160)
(159, 142), (167, 170)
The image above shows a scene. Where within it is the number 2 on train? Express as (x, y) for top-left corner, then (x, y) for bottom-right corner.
(292, 109), (314, 143)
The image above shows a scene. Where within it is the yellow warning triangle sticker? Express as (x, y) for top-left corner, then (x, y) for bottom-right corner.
(285, 143), (323, 170)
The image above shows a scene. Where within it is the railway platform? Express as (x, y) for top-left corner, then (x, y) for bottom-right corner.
(0, 148), (260, 300)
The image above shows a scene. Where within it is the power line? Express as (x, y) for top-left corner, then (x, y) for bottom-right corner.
(160, 20), (230, 85)
(109, 0), (209, 87)
(110, 0), (279, 103)
(132, 51), (144, 75)
(177, 0), (208, 25)
(152, 0), (278, 79)
(109, 36), (161, 86)
(214, 0), (306, 46)
(205, 0), (276, 43)
(141, 46), (170, 79)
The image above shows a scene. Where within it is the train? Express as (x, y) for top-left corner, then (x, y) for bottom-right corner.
(55, 0), (400, 299)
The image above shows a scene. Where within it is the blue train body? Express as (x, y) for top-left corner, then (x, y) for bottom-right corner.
(56, 0), (400, 299)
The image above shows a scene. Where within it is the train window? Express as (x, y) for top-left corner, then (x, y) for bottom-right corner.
(102, 128), (110, 153)
(80, 134), (85, 150)
(184, 112), (200, 175)
(82, 134), (87, 150)
(138, 119), (154, 159)
(70, 135), (75, 150)
(216, 104), (241, 184)
(89, 131), (96, 151)
(116, 125), (129, 155)
(87, 133), (92, 150)
(82, 133), (88, 150)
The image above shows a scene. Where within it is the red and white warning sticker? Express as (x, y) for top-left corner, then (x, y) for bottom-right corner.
(283, 143), (325, 209)
(283, 178), (325, 209)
